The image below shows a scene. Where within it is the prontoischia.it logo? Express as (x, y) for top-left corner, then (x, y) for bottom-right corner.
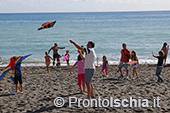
(54, 97), (160, 108)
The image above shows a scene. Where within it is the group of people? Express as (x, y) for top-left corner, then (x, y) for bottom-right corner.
(45, 43), (70, 72)
(45, 41), (97, 98)
(9, 41), (169, 99)
(118, 43), (139, 80)
(45, 41), (169, 99)
(118, 42), (169, 83)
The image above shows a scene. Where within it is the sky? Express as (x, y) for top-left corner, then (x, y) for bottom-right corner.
(0, 0), (170, 13)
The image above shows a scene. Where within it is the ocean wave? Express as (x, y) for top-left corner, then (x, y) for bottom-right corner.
(0, 58), (169, 67)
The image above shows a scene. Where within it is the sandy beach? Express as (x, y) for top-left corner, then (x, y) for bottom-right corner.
(0, 65), (169, 113)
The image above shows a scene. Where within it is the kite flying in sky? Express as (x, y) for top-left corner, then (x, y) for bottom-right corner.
(38, 21), (56, 30)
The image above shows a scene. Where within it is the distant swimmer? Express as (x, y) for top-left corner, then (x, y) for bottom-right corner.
(48, 43), (65, 67)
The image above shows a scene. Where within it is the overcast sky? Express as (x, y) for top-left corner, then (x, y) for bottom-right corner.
(0, 0), (170, 13)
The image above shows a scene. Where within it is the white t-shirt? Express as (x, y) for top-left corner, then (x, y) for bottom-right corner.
(84, 48), (96, 69)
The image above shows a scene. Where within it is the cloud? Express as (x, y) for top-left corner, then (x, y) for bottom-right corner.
(72, 0), (89, 2)
(95, 0), (135, 3)
(95, 0), (168, 3)
(9, 0), (22, 2)
(7, 0), (23, 3)
(0, 0), (42, 6)
(1, 0), (33, 6)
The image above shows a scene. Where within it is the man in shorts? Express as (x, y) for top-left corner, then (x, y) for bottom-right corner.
(70, 40), (97, 99)
(119, 43), (131, 79)
(48, 43), (65, 67)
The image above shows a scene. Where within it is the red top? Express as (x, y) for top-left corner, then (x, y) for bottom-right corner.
(9, 56), (21, 71)
(121, 49), (130, 62)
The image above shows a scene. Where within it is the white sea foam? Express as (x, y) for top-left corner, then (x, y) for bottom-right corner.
(0, 58), (169, 67)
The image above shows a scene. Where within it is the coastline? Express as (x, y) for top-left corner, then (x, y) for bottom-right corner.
(1, 10), (170, 14)
(0, 56), (170, 67)
(0, 60), (169, 67)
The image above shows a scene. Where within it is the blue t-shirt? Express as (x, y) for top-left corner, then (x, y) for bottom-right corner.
(15, 63), (22, 76)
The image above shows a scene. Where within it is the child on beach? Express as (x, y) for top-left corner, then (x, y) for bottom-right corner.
(131, 50), (139, 79)
(45, 52), (55, 73)
(161, 42), (169, 64)
(152, 50), (165, 83)
(14, 61), (23, 93)
(70, 51), (85, 93)
(102, 55), (108, 77)
(65, 50), (70, 66)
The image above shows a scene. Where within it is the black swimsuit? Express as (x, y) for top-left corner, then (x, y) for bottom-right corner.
(53, 48), (60, 60)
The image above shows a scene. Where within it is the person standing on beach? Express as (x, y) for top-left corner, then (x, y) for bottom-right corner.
(45, 52), (55, 73)
(70, 53), (85, 93)
(15, 62), (23, 93)
(161, 42), (169, 64)
(8, 56), (22, 93)
(118, 43), (131, 79)
(131, 50), (139, 79)
(48, 43), (65, 67)
(102, 55), (109, 77)
(152, 51), (165, 83)
(70, 40), (97, 99)
(65, 50), (70, 66)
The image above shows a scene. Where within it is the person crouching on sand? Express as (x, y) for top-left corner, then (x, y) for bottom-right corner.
(102, 55), (108, 77)
(45, 52), (55, 73)
(131, 50), (139, 79)
(70, 50), (85, 93)
(152, 50), (165, 83)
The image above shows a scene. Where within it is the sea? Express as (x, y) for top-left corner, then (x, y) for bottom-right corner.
(0, 11), (170, 66)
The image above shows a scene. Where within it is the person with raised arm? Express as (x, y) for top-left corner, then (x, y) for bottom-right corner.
(70, 40), (97, 99)
(152, 51), (165, 83)
(48, 43), (65, 67)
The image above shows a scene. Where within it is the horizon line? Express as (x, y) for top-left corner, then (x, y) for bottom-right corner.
(0, 9), (170, 14)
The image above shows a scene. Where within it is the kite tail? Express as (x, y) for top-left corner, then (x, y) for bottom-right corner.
(10, 76), (15, 84)
(0, 65), (11, 81)
(38, 28), (42, 30)
(10, 71), (15, 84)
